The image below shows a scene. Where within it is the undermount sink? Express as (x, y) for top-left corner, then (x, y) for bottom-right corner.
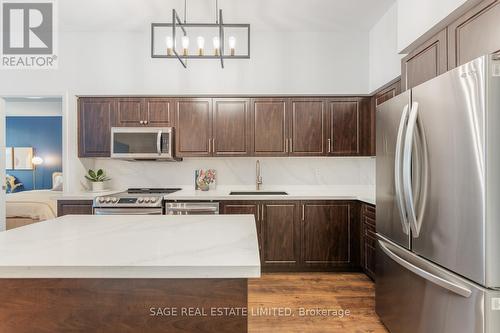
(229, 191), (288, 196)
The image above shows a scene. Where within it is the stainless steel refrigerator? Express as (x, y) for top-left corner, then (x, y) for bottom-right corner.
(376, 54), (500, 333)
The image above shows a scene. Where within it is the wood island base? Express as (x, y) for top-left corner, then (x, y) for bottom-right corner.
(0, 278), (248, 333)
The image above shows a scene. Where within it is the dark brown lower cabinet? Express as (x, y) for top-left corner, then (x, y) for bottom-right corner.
(301, 201), (359, 270)
(361, 204), (376, 280)
(261, 202), (300, 270)
(221, 200), (360, 272)
(57, 200), (93, 217)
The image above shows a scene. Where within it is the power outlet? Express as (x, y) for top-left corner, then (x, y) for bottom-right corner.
(314, 169), (321, 178)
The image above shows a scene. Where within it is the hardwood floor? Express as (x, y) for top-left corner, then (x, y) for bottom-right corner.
(248, 273), (388, 333)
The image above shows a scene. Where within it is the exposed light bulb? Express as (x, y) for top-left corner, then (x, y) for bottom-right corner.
(182, 36), (190, 56)
(228, 36), (236, 56)
(166, 36), (173, 56)
(197, 36), (205, 56)
(213, 36), (220, 56)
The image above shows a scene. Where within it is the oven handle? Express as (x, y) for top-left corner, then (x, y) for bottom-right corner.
(94, 208), (163, 215)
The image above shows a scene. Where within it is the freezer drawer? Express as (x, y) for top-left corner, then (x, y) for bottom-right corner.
(376, 237), (500, 333)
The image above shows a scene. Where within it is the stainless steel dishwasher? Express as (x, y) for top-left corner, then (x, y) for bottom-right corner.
(165, 202), (219, 215)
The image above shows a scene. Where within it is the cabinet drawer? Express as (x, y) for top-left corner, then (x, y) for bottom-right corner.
(364, 215), (376, 230)
(362, 204), (376, 219)
(364, 228), (377, 249)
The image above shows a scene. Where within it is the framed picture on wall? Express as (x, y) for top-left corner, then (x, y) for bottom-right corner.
(13, 147), (33, 170)
(5, 147), (13, 170)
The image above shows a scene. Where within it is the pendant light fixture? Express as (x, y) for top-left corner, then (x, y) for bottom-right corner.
(151, 0), (250, 68)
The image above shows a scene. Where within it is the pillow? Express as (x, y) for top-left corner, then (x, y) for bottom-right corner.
(5, 174), (23, 193)
(52, 173), (63, 191)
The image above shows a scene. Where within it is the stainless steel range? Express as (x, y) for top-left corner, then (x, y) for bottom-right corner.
(93, 188), (182, 215)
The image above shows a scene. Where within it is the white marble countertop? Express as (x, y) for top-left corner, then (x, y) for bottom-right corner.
(55, 186), (375, 205)
(54, 190), (123, 201)
(0, 215), (261, 279)
(164, 185), (376, 205)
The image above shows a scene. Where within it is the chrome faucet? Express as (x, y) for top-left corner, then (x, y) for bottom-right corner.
(256, 160), (263, 190)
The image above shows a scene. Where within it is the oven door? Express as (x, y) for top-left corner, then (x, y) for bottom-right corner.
(111, 127), (174, 160)
(93, 208), (163, 215)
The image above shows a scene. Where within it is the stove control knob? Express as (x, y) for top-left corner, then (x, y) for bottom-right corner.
(137, 198), (144, 203)
(144, 198), (151, 203)
(105, 197), (111, 203)
(150, 197), (158, 203)
(111, 197), (118, 203)
(98, 197), (105, 203)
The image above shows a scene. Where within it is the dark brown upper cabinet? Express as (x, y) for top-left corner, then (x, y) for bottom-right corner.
(144, 98), (174, 127)
(401, 29), (448, 91)
(115, 98), (174, 127)
(212, 98), (252, 156)
(175, 98), (213, 157)
(261, 202), (300, 269)
(374, 79), (401, 107)
(251, 98), (289, 156)
(448, 0), (500, 69)
(289, 98), (327, 156)
(326, 99), (360, 156)
(78, 98), (115, 157)
(301, 201), (357, 269)
(114, 98), (143, 127)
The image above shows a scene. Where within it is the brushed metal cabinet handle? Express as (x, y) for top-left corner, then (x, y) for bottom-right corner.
(140, 120), (144, 125)
(302, 204), (305, 221)
(208, 139), (211, 153)
(257, 205), (260, 222)
(327, 139), (331, 153)
(212, 139), (216, 153)
(289, 138), (293, 153)
(144, 120), (149, 125)
(285, 138), (288, 153)
(261, 204), (264, 221)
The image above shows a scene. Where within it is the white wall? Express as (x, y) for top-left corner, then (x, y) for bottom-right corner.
(96, 157), (375, 190)
(5, 100), (63, 117)
(397, 0), (471, 52)
(369, 3), (402, 92)
(0, 27), (370, 191)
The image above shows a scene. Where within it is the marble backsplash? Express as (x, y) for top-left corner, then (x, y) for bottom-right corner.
(95, 157), (375, 190)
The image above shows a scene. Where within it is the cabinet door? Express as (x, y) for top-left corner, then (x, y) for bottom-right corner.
(289, 98), (326, 156)
(144, 98), (174, 127)
(361, 204), (376, 280)
(175, 98), (212, 157)
(261, 202), (300, 269)
(401, 29), (447, 90)
(374, 79), (401, 107)
(57, 200), (93, 217)
(78, 98), (114, 157)
(251, 98), (289, 156)
(115, 98), (144, 127)
(221, 201), (261, 255)
(448, 0), (500, 69)
(213, 98), (251, 156)
(327, 100), (360, 155)
(301, 202), (354, 268)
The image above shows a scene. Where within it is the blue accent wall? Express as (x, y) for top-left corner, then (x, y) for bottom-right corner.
(6, 117), (62, 191)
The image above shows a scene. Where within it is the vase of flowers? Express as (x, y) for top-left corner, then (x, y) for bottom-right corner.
(195, 169), (216, 191)
(85, 169), (111, 192)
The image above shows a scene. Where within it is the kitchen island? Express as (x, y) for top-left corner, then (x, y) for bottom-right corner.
(0, 215), (260, 333)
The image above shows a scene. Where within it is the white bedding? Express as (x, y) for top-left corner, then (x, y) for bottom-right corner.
(6, 190), (61, 220)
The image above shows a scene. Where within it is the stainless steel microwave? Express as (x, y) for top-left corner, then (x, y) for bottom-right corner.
(110, 127), (180, 161)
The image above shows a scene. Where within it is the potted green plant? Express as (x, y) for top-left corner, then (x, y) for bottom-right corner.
(85, 169), (110, 192)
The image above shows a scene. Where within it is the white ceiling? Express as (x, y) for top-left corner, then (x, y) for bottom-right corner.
(59, 0), (395, 33)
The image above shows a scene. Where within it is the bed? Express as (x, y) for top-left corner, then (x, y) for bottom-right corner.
(5, 173), (63, 230)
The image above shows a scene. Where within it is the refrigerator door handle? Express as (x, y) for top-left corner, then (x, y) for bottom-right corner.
(394, 104), (411, 235)
(378, 240), (472, 298)
(403, 102), (422, 236)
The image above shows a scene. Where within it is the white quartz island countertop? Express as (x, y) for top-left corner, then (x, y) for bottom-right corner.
(0, 215), (261, 279)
